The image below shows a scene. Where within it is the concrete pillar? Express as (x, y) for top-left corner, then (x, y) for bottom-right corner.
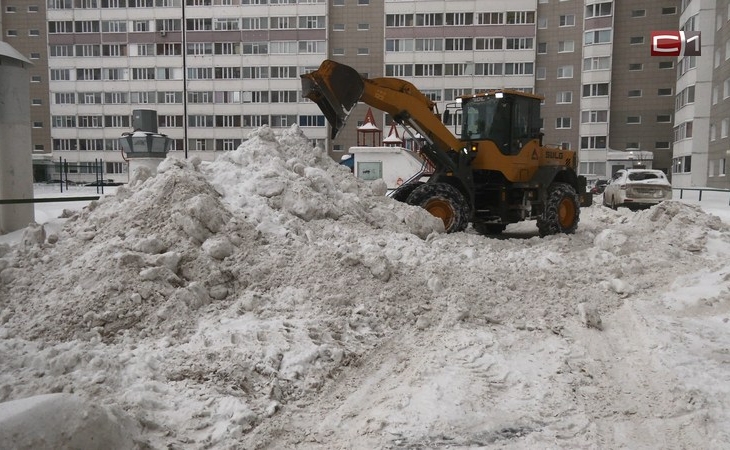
(0, 42), (34, 234)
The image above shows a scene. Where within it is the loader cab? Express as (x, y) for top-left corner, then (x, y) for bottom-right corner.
(460, 91), (542, 156)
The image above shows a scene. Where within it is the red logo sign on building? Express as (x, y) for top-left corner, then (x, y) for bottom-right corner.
(651, 31), (701, 57)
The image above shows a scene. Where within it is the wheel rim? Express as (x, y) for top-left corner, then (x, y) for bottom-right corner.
(557, 197), (576, 229)
(424, 198), (454, 230)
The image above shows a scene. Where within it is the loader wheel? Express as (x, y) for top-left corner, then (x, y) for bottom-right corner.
(390, 181), (424, 203)
(473, 223), (506, 235)
(406, 182), (470, 233)
(537, 182), (580, 237)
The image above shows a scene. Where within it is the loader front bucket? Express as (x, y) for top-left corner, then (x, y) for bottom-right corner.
(301, 60), (365, 139)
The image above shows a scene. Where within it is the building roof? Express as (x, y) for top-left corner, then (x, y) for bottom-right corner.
(0, 41), (32, 64)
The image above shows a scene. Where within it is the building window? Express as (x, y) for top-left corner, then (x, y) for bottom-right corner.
(583, 83), (609, 97)
(662, 7), (677, 15)
(585, 29), (611, 45)
(628, 89), (642, 97)
(581, 110), (608, 123)
(416, 13), (443, 26)
(672, 155), (691, 174)
(627, 116), (641, 124)
(6, 30), (18, 37)
(556, 91), (572, 104)
(333, 23), (345, 31)
(659, 61), (674, 69)
(506, 38), (533, 50)
(32, 99), (43, 106)
(629, 63), (643, 71)
(557, 65), (573, 78)
(676, 85), (695, 110)
(583, 56), (610, 71)
(475, 38), (502, 50)
(538, 17), (547, 29)
(506, 11), (535, 24)
(558, 40), (574, 53)
(386, 14), (414, 27)
(559, 15), (575, 26)
(446, 12), (474, 26)
(722, 118), (729, 138)
(630, 36), (644, 45)
(536, 67), (546, 80)
(31, 75), (42, 83)
(581, 136), (607, 150)
(51, 69), (71, 80)
(586, 2), (612, 18)
(537, 42), (547, 54)
(299, 115), (325, 127)
(504, 62), (533, 75)
(447, 38), (475, 51)
(657, 114), (672, 123)
(658, 88), (673, 96)
(631, 9), (646, 17)
(673, 121), (693, 141)
(556, 117), (571, 129)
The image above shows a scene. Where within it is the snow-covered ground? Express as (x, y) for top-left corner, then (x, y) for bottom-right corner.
(1, 125), (729, 449)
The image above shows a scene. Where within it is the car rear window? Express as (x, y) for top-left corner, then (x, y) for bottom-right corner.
(628, 172), (663, 181)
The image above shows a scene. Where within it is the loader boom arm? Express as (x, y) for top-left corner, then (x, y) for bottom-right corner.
(301, 60), (465, 173)
(358, 77), (464, 155)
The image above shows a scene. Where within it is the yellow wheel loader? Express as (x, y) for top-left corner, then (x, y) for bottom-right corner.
(301, 59), (592, 235)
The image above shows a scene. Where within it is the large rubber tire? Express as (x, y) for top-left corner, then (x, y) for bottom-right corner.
(406, 182), (470, 233)
(473, 223), (507, 235)
(537, 182), (580, 237)
(390, 181), (424, 203)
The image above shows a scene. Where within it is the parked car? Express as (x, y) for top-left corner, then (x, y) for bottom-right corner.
(590, 179), (609, 195)
(602, 169), (672, 210)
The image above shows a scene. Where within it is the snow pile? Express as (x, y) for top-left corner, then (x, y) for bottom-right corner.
(0, 126), (445, 448)
(203, 125), (443, 239)
(1, 125), (730, 449)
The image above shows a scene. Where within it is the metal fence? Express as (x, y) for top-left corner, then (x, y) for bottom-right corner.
(672, 187), (730, 206)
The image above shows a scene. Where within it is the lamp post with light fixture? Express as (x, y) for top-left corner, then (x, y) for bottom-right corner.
(118, 110), (172, 182)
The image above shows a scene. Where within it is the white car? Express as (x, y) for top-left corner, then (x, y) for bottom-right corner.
(602, 169), (672, 210)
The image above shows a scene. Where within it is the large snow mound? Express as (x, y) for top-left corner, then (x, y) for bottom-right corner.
(1, 125), (729, 449)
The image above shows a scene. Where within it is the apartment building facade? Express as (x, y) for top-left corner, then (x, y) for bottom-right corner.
(535, 0), (680, 181)
(1, 0), (53, 181)
(39, 0), (329, 183)
(687, 0), (730, 189)
(3, 0), (726, 188)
